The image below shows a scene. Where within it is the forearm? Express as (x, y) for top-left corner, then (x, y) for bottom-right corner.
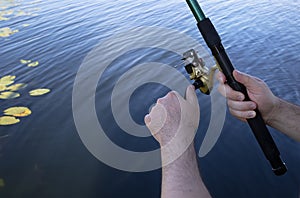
(267, 98), (300, 142)
(161, 143), (211, 198)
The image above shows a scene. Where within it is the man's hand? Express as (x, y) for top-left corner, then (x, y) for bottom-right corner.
(217, 70), (279, 124)
(144, 85), (211, 198)
(144, 85), (200, 146)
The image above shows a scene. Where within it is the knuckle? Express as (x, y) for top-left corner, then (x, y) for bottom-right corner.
(157, 98), (163, 104)
(227, 100), (233, 107)
(169, 90), (178, 96)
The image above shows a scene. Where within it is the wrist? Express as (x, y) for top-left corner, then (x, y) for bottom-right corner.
(265, 96), (282, 126)
(161, 141), (195, 166)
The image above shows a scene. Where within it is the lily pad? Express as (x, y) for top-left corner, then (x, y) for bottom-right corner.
(29, 88), (50, 96)
(4, 107), (31, 117)
(0, 84), (6, 92)
(0, 178), (4, 188)
(1, 10), (13, 16)
(28, 61), (39, 67)
(6, 83), (27, 91)
(0, 91), (20, 99)
(0, 75), (15, 86)
(0, 27), (19, 38)
(15, 10), (29, 16)
(20, 59), (31, 64)
(0, 116), (20, 126)
(0, 16), (9, 21)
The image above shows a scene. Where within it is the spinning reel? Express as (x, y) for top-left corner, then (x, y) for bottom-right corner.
(182, 49), (219, 95)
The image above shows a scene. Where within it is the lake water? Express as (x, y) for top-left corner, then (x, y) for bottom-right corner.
(1, 0), (300, 197)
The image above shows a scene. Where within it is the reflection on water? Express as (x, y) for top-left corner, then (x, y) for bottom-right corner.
(0, 0), (300, 197)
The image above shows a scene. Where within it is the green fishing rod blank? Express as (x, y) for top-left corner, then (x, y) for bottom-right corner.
(186, 0), (206, 22)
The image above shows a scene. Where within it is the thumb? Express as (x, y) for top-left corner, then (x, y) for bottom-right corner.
(233, 70), (259, 90)
(185, 85), (198, 106)
(144, 114), (151, 126)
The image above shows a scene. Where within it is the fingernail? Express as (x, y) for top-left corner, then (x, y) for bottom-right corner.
(250, 103), (256, 109)
(237, 95), (244, 101)
(248, 111), (256, 118)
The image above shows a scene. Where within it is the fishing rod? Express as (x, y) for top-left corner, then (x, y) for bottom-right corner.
(183, 0), (287, 175)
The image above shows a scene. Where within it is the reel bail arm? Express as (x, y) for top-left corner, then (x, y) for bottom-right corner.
(182, 49), (218, 95)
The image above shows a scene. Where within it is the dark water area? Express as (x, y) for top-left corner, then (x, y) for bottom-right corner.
(0, 0), (300, 197)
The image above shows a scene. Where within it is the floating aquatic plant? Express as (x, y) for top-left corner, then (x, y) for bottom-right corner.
(4, 107), (31, 117)
(29, 88), (50, 96)
(0, 178), (4, 188)
(0, 116), (20, 125)
(20, 59), (39, 67)
(6, 83), (27, 91)
(0, 75), (16, 86)
(0, 91), (20, 99)
(0, 2), (45, 127)
(0, 76), (26, 99)
(28, 61), (39, 67)
(15, 10), (30, 17)
(0, 106), (32, 126)
(0, 15), (9, 20)
(0, 27), (19, 38)
(0, 10), (13, 16)
(20, 59), (31, 64)
(0, 9), (13, 21)
(0, 85), (6, 92)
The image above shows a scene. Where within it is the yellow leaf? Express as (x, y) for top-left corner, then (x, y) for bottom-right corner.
(0, 91), (20, 99)
(0, 178), (4, 188)
(0, 27), (18, 38)
(0, 16), (9, 21)
(0, 116), (20, 126)
(4, 107), (31, 117)
(20, 59), (31, 64)
(15, 10), (28, 16)
(1, 10), (13, 16)
(0, 84), (6, 91)
(0, 75), (16, 86)
(27, 61), (39, 67)
(29, 88), (50, 96)
(6, 83), (27, 91)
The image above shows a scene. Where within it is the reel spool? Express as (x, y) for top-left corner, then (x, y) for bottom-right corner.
(182, 49), (219, 95)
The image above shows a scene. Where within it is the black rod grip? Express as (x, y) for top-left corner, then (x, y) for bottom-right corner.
(197, 18), (287, 175)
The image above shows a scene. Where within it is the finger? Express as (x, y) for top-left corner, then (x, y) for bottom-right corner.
(145, 103), (167, 133)
(227, 100), (257, 111)
(144, 114), (151, 125)
(157, 91), (180, 106)
(185, 85), (198, 106)
(218, 82), (245, 101)
(229, 108), (256, 119)
(239, 118), (247, 123)
(233, 70), (261, 90)
(168, 90), (185, 105)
